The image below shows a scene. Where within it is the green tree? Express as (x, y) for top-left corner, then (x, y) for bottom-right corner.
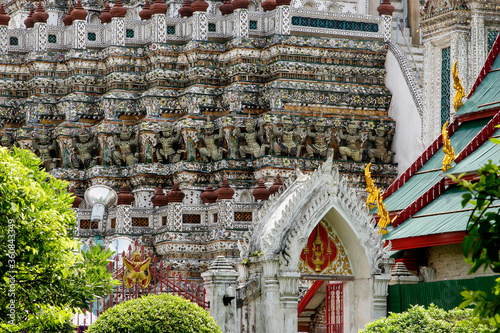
(0, 147), (117, 332)
(359, 304), (492, 333)
(87, 293), (221, 333)
(452, 159), (500, 329)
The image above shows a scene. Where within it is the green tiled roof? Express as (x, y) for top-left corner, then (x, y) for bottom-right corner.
(455, 55), (500, 116)
(383, 119), (489, 212)
(384, 186), (473, 240)
(446, 129), (500, 175)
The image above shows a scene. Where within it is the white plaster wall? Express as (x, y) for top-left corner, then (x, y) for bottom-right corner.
(427, 244), (497, 281)
(385, 51), (423, 175)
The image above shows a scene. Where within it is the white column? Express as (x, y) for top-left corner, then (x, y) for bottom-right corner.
(234, 8), (248, 38)
(0, 26), (7, 54)
(34, 22), (47, 52)
(201, 256), (239, 333)
(192, 11), (207, 41)
(275, 5), (290, 35)
(261, 257), (281, 333)
(73, 19), (86, 49)
(152, 13), (166, 43)
(112, 17), (125, 46)
(471, 5), (485, 80)
(278, 271), (300, 332)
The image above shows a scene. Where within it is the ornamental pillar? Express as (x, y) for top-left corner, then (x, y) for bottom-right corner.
(191, 0), (208, 41)
(33, 2), (48, 52)
(377, 0), (394, 43)
(275, 5), (290, 35)
(152, 14), (167, 43)
(192, 11), (208, 40)
(374, 257), (395, 319)
(151, 0), (167, 42)
(261, 256), (281, 332)
(110, 0), (127, 46)
(73, 20), (86, 49)
(278, 271), (300, 332)
(116, 204), (132, 233)
(201, 256), (239, 333)
(470, 2), (486, 80)
(0, 4), (10, 54)
(234, 8), (249, 38)
(111, 17), (125, 46)
(34, 22), (47, 52)
(71, 0), (88, 49)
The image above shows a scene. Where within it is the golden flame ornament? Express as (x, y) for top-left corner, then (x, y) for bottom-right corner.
(442, 121), (459, 173)
(452, 61), (465, 112)
(376, 189), (396, 235)
(365, 163), (378, 210)
(123, 250), (152, 289)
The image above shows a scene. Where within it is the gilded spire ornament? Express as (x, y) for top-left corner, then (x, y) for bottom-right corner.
(365, 163), (378, 210)
(452, 61), (465, 112)
(442, 121), (459, 173)
(376, 189), (396, 235)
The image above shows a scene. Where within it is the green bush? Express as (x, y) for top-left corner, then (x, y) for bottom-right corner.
(87, 293), (221, 333)
(359, 304), (493, 333)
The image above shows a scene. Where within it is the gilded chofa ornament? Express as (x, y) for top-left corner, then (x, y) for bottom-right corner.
(442, 121), (459, 173)
(376, 189), (396, 235)
(123, 250), (152, 289)
(365, 163), (378, 210)
(452, 61), (465, 112)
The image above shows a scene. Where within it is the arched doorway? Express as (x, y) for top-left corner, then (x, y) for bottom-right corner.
(239, 156), (393, 333)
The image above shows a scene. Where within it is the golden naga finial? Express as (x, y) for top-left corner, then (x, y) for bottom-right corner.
(442, 121), (459, 173)
(452, 61), (465, 112)
(376, 189), (396, 235)
(123, 250), (152, 289)
(365, 163), (378, 210)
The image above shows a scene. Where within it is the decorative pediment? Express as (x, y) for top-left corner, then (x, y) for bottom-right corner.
(298, 219), (353, 276)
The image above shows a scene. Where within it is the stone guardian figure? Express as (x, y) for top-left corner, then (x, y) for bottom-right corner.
(156, 123), (183, 163)
(198, 116), (225, 162)
(113, 123), (139, 166)
(234, 115), (268, 159)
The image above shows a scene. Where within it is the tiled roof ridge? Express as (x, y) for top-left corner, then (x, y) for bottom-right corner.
(391, 178), (445, 228)
(384, 118), (460, 199)
(468, 32), (500, 98)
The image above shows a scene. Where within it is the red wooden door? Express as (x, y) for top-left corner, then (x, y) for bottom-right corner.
(326, 283), (343, 333)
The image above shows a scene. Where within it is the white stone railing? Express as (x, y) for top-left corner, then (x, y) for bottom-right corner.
(2, 9), (385, 54)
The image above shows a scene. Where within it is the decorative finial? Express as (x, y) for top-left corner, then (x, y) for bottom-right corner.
(452, 61), (465, 112)
(24, 6), (35, 28)
(364, 163), (378, 211)
(32, 2), (48, 24)
(0, 4), (11, 26)
(110, 0), (127, 18)
(178, 0), (194, 17)
(220, 0), (234, 15)
(442, 121), (459, 173)
(71, 0), (88, 21)
(99, 2), (112, 24)
(63, 5), (74, 26)
(139, 0), (153, 20)
(377, 0), (395, 16)
(376, 189), (396, 235)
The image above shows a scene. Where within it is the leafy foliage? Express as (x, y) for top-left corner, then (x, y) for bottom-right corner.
(359, 304), (492, 333)
(87, 293), (221, 333)
(0, 147), (117, 332)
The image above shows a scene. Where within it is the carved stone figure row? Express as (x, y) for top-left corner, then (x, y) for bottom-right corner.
(0, 118), (394, 170)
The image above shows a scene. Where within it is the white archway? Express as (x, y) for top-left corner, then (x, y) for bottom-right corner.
(240, 155), (393, 332)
